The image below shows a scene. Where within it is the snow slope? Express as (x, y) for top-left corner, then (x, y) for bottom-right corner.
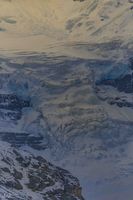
(0, 0), (133, 51)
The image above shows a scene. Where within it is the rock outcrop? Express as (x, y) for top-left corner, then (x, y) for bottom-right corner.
(0, 141), (84, 200)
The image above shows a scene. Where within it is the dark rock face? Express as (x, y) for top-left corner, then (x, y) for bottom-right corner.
(0, 93), (44, 149)
(129, 57), (133, 70)
(0, 132), (43, 148)
(0, 144), (84, 200)
(99, 73), (133, 93)
(0, 94), (30, 110)
(95, 58), (133, 111)
(96, 57), (133, 94)
(0, 94), (30, 122)
(107, 97), (133, 108)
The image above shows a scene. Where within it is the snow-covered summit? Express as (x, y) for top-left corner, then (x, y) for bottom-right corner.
(0, 0), (133, 50)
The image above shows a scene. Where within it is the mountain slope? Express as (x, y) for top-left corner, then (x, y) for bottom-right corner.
(0, 1), (133, 200)
(0, 0), (133, 48)
(0, 51), (132, 200)
(0, 141), (84, 200)
(0, 58), (85, 200)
